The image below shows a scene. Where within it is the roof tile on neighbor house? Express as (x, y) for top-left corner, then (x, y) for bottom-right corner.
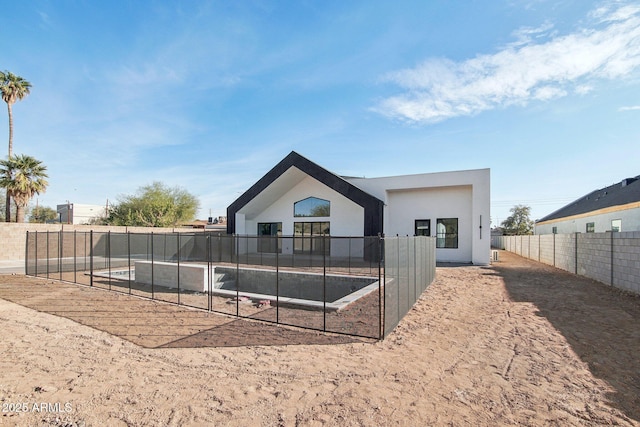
(537, 176), (640, 223)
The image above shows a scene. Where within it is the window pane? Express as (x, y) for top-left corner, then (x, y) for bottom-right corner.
(415, 220), (430, 236)
(611, 219), (621, 232)
(322, 222), (330, 235)
(294, 197), (330, 217)
(436, 218), (458, 248)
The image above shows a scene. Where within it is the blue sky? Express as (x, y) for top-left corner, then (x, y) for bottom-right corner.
(1, 0), (639, 226)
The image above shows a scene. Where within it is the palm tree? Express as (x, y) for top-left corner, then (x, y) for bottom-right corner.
(0, 154), (48, 223)
(1, 71), (32, 222)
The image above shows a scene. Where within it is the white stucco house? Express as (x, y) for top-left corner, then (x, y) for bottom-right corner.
(227, 151), (491, 265)
(535, 176), (640, 235)
(56, 203), (106, 224)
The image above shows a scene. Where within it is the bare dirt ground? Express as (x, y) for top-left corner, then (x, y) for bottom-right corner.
(1, 250), (639, 426)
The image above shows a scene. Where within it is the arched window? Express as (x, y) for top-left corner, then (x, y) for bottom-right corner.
(294, 197), (330, 217)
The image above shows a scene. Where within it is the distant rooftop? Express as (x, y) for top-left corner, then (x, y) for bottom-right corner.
(537, 176), (640, 223)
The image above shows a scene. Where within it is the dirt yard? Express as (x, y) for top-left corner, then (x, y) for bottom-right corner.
(0, 250), (639, 426)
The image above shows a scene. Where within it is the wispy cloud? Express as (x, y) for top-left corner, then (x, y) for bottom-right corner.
(374, 2), (640, 124)
(619, 105), (640, 111)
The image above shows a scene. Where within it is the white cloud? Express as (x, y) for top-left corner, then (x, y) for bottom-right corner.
(618, 105), (640, 111)
(375, 3), (640, 124)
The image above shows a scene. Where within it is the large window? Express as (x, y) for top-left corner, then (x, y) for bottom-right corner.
(415, 219), (431, 236)
(436, 218), (458, 249)
(294, 197), (330, 217)
(294, 221), (330, 255)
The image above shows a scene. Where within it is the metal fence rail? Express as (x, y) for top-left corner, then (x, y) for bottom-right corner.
(25, 231), (436, 340)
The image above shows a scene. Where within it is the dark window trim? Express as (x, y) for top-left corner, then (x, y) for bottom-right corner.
(436, 218), (458, 249)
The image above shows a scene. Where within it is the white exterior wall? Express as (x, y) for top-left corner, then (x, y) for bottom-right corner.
(247, 176), (364, 236)
(535, 206), (640, 235)
(347, 168), (490, 265)
(56, 203), (106, 225)
(236, 176), (364, 256)
(386, 186), (473, 263)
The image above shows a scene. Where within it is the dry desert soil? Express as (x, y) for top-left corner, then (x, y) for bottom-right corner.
(1, 250), (639, 426)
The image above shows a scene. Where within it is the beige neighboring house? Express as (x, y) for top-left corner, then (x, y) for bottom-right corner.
(535, 176), (640, 234)
(56, 203), (106, 225)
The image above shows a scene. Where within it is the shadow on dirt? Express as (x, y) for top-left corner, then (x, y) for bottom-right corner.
(493, 250), (640, 422)
(0, 275), (371, 349)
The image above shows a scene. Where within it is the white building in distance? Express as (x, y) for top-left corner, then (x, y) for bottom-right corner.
(56, 203), (106, 225)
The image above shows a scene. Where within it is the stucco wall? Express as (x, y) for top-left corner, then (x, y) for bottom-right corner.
(348, 168), (491, 265)
(385, 186), (473, 263)
(246, 175), (365, 239)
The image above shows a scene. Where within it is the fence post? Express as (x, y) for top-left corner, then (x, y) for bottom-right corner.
(58, 230), (63, 280)
(107, 231), (112, 291)
(34, 231), (38, 276)
(323, 235), (327, 332)
(276, 233), (280, 324)
(25, 231), (29, 276)
(411, 237), (420, 302)
(378, 235), (383, 340)
(151, 232), (155, 299)
(89, 230), (93, 287)
(73, 230), (77, 283)
(236, 234), (240, 317)
(46, 231), (50, 279)
(177, 233), (181, 305)
(127, 232), (132, 294)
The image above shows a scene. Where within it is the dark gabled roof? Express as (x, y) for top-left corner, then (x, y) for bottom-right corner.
(227, 151), (384, 236)
(537, 176), (640, 223)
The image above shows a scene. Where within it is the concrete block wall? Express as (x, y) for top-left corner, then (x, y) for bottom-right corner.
(1, 223), (62, 261)
(612, 231), (640, 294)
(0, 223), (204, 262)
(495, 231), (639, 296)
(555, 234), (577, 274)
(577, 233), (612, 285)
(529, 235), (540, 262)
(539, 235), (555, 266)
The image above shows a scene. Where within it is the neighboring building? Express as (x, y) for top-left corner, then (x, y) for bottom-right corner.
(535, 176), (640, 235)
(227, 151), (491, 265)
(56, 203), (106, 225)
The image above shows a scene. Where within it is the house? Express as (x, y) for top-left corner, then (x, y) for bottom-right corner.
(227, 152), (490, 265)
(535, 176), (640, 234)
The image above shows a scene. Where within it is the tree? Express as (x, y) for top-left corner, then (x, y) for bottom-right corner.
(0, 188), (16, 221)
(0, 154), (48, 223)
(107, 182), (200, 227)
(28, 205), (58, 223)
(501, 204), (534, 235)
(1, 70), (32, 222)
